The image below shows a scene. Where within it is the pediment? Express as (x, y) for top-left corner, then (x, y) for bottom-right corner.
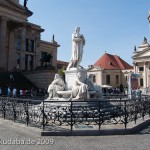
(133, 47), (150, 59)
(0, 0), (32, 17)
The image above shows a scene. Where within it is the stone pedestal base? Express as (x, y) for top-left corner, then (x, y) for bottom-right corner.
(64, 68), (87, 90)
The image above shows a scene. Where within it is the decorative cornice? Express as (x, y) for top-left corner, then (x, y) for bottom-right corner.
(40, 40), (60, 47)
(132, 47), (150, 58)
(0, 0), (33, 17)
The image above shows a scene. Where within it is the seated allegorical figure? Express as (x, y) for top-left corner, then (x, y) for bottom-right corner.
(85, 74), (101, 98)
(68, 72), (88, 100)
(47, 74), (65, 99)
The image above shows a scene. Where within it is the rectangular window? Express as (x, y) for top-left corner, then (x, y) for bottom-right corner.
(139, 67), (144, 71)
(140, 78), (143, 87)
(29, 55), (34, 70)
(30, 40), (34, 52)
(17, 37), (21, 50)
(17, 53), (20, 64)
(106, 75), (110, 84)
(25, 55), (28, 70)
(26, 39), (34, 52)
(26, 39), (29, 51)
(116, 75), (119, 84)
(93, 75), (96, 83)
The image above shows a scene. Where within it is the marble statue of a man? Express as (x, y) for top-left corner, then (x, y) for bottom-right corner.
(67, 27), (85, 70)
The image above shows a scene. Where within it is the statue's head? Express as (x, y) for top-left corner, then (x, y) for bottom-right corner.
(77, 72), (82, 79)
(54, 74), (61, 80)
(89, 74), (94, 79)
(75, 27), (80, 33)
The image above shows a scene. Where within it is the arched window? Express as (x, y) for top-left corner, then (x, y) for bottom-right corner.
(116, 75), (119, 84)
(106, 75), (110, 84)
(93, 75), (96, 83)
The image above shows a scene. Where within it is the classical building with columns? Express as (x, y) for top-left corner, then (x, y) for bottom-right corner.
(132, 37), (150, 91)
(0, 0), (59, 71)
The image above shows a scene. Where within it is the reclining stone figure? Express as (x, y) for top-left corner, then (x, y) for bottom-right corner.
(47, 74), (65, 99)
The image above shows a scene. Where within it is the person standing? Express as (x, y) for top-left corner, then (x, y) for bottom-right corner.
(12, 87), (17, 97)
(7, 87), (11, 97)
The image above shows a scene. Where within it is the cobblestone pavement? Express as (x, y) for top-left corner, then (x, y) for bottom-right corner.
(0, 118), (150, 150)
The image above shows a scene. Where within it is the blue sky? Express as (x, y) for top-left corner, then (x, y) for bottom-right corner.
(20, 0), (150, 68)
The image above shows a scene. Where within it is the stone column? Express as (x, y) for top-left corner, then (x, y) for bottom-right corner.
(8, 31), (15, 71)
(20, 26), (26, 70)
(147, 62), (149, 87)
(144, 62), (147, 88)
(0, 17), (8, 69)
(133, 63), (136, 73)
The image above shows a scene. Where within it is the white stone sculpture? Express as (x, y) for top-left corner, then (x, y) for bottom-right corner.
(47, 74), (65, 99)
(85, 74), (101, 98)
(68, 72), (88, 100)
(67, 27), (85, 70)
(46, 27), (101, 101)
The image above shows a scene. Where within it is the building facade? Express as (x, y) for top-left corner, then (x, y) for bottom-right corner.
(0, 0), (59, 71)
(87, 53), (133, 88)
(132, 37), (150, 91)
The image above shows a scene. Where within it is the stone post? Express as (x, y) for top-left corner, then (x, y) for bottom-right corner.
(20, 26), (26, 70)
(134, 64), (136, 73)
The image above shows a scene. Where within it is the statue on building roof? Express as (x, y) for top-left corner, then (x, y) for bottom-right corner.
(51, 34), (57, 44)
(143, 37), (148, 44)
(24, 0), (28, 8)
(134, 45), (137, 52)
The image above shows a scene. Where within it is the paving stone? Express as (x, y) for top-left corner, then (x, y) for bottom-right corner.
(0, 118), (150, 150)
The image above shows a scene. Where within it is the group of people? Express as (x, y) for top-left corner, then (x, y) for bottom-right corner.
(0, 86), (17, 97)
(102, 87), (125, 95)
(0, 86), (41, 98)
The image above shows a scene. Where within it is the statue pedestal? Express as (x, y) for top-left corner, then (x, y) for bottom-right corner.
(64, 68), (87, 90)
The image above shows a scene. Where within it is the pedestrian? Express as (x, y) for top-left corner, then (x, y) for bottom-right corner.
(12, 87), (17, 97)
(20, 89), (23, 97)
(10, 73), (14, 81)
(7, 87), (11, 97)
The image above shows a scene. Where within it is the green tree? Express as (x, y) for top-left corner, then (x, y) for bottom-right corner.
(58, 66), (66, 81)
